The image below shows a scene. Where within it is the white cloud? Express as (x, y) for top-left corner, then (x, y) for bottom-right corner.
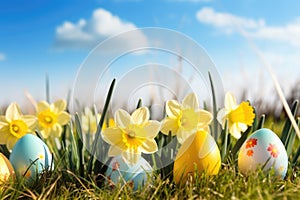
(0, 52), (6, 61)
(54, 8), (147, 49)
(196, 7), (300, 46)
(196, 7), (265, 31)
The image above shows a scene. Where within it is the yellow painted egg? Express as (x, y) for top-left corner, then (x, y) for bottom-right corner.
(173, 130), (221, 184)
(0, 153), (15, 183)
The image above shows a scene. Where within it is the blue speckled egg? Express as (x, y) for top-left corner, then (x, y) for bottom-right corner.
(238, 128), (288, 178)
(105, 156), (152, 190)
(9, 134), (53, 181)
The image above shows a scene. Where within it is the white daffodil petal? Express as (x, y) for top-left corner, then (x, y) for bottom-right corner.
(182, 93), (199, 110)
(237, 122), (248, 133)
(143, 120), (160, 139)
(108, 145), (123, 157)
(225, 92), (237, 110)
(217, 108), (226, 128)
(141, 139), (158, 153)
(132, 107), (149, 125)
(122, 150), (141, 164)
(229, 123), (241, 139)
(6, 103), (22, 121)
(166, 100), (181, 118)
(197, 110), (213, 128)
(115, 109), (131, 129)
(161, 118), (179, 136)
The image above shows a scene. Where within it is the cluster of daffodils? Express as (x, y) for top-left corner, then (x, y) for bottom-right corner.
(0, 100), (71, 150)
(0, 92), (255, 165)
(102, 92), (255, 164)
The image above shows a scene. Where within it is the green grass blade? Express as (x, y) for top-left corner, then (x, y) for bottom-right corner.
(286, 117), (300, 157)
(255, 114), (265, 131)
(74, 113), (85, 177)
(292, 144), (300, 166)
(208, 72), (219, 141)
(87, 79), (116, 175)
(281, 100), (298, 145)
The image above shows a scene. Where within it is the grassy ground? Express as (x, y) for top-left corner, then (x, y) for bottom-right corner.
(1, 162), (299, 199)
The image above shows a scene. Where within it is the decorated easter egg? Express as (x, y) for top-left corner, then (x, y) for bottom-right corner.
(105, 155), (153, 190)
(238, 128), (288, 178)
(0, 153), (15, 183)
(9, 134), (53, 181)
(173, 130), (221, 184)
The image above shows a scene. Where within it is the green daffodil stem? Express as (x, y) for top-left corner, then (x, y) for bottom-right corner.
(87, 78), (116, 175)
(208, 72), (219, 141)
(221, 119), (229, 162)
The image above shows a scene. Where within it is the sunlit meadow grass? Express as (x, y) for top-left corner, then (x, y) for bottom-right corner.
(0, 158), (299, 199)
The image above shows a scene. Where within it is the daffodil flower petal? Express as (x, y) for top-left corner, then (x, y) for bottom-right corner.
(0, 131), (9, 143)
(57, 112), (71, 125)
(108, 145), (123, 157)
(161, 118), (179, 136)
(176, 128), (187, 144)
(122, 151), (140, 165)
(141, 139), (158, 153)
(225, 92), (237, 110)
(53, 100), (66, 113)
(166, 100), (181, 118)
(22, 115), (37, 129)
(229, 123), (242, 139)
(182, 93), (199, 110)
(197, 110), (213, 128)
(216, 108), (226, 128)
(6, 103), (22, 121)
(131, 107), (150, 125)
(37, 101), (50, 112)
(51, 123), (62, 138)
(115, 109), (131, 129)
(102, 127), (123, 145)
(7, 135), (18, 150)
(143, 120), (161, 139)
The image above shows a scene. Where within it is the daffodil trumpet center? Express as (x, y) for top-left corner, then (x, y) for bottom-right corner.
(38, 110), (57, 128)
(10, 120), (28, 138)
(228, 102), (254, 125)
(122, 126), (145, 151)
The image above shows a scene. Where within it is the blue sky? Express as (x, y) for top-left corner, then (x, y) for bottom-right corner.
(1, 0), (300, 108)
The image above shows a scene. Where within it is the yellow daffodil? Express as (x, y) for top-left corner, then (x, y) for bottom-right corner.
(161, 93), (212, 144)
(102, 107), (160, 164)
(0, 103), (36, 150)
(81, 107), (115, 134)
(36, 100), (71, 138)
(217, 92), (255, 139)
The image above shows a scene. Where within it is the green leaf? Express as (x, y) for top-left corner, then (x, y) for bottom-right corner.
(286, 117), (300, 157)
(87, 79), (116, 175)
(221, 119), (229, 162)
(74, 113), (85, 177)
(208, 72), (220, 141)
(281, 100), (298, 145)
